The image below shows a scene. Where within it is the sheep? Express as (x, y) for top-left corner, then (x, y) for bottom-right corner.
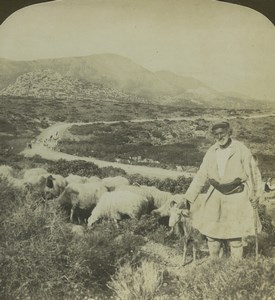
(65, 174), (89, 185)
(87, 176), (102, 183)
(140, 185), (172, 208)
(65, 175), (102, 186)
(22, 168), (49, 180)
(57, 181), (108, 224)
(116, 185), (155, 212)
(152, 193), (205, 217)
(87, 190), (150, 228)
(118, 184), (172, 209)
(23, 175), (48, 194)
(102, 176), (129, 191)
(0, 165), (25, 189)
(44, 174), (68, 199)
(0, 165), (14, 178)
(168, 200), (202, 266)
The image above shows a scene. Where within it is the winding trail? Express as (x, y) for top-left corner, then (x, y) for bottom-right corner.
(21, 113), (275, 180)
(22, 143), (190, 179)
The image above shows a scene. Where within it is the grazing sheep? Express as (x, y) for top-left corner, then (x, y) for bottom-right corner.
(118, 184), (172, 209)
(116, 185), (156, 212)
(44, 174), (68, 199)
(23, 175), (48, 194)
(87, 176), (102, 183)
(152, 193), (205, 217)
(0, 165), (14, 178)
(57, 182), (108, 224)
(0, 165), (25, 188)
(22, 168), (49, 180)
(140, 186), (172, 208)
(65, 174), (89, 185)
(102, 176), (129, 191)
(169, 200), (202, 265)
(87, 190), (150, 227)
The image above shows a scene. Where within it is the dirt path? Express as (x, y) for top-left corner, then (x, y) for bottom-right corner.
(22, 113), (275, 180)
(22, 120), (195, 179)
(22, 143), (191, 179)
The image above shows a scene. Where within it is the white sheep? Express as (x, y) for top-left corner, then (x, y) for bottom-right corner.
(87, 176), (102, 183)
(65, 174), (89, 185)
(102, 176), (129, 191)
(139, 185), (172, 208)
(87, 190), (150, 227)
(57, 181), (108, 224)
(0, 165), (14, 178)
(22, 168), (49, 180)
(116, 185), (156, 212)
(152, 193), (205, 217)
(0, 165), (25, 188)
(0, 165), (47, 191)
(117, 184), (173, 209)
(44, 174), (68, 198)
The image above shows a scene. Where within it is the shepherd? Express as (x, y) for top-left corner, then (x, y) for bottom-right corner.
(179, 120), (262, 260)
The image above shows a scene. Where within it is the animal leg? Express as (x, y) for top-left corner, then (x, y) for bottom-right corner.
(70, 206), (75, 223)
(182, 241), (187, 266)
(219, 245), (224, 258)
(113, 218), (119, 228)
(192, 245), (197, 264)
(167, 227), (174, 236)
(113, 212), (121, 228)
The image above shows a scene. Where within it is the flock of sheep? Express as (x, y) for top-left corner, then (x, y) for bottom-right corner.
(0, 164), (193, 227)
(0, 164), (204, 264)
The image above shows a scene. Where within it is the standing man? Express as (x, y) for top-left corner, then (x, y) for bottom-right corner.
(182, 121), (262, 260)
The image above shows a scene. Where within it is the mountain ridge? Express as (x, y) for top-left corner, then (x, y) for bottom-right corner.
(0, 53), (270, 109)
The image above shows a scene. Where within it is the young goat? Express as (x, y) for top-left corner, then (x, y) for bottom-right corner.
(168, 199), (203, 265)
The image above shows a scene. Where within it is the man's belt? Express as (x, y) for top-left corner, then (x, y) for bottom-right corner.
(209, 178), (244, 195)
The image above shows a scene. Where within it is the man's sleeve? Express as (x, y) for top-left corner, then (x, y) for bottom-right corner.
(184, 152), (209, 203)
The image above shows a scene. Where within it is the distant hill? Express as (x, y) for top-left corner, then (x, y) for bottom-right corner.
(0, 53), (271, 108)
(0, 69), (140, 102)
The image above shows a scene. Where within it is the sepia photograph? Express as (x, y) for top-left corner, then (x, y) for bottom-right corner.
(0, 0), (275, 299)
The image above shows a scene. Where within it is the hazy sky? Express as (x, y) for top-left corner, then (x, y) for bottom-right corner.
(0, 0), (275, 100)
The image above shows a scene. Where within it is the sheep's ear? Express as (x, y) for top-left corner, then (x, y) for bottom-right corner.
(66, 187), (79, 195)
(170, 200), (177, 208)
(71, 189), (79, 195)
(181, 209), (190, 217)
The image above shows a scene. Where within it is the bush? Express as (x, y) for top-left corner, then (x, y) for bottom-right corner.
(0, 177), (24, 225)
(177, 258), (275, 300)
(108, 260), (163, 300)
(127, 174), (193, 194)
(0, 183), (146, 299)
(46, 159), (102, 178)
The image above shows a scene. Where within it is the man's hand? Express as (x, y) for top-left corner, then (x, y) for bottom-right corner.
(176, 198), (191, 210)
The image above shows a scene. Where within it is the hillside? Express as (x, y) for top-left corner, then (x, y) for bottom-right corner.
(0, 54), (272, 108)
(0, 69), (140, 102)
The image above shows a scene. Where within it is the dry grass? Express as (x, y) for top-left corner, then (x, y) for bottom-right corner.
(108, 260), (164, 300)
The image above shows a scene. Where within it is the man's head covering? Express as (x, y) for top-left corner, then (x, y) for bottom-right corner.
(211, 121), (230, 132)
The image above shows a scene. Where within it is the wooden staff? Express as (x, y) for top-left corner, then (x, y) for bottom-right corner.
(253, 207), (259, 261)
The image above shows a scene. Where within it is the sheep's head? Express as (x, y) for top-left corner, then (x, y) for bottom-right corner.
(168, 200), (190, 227)
(87, 214), (98, 229)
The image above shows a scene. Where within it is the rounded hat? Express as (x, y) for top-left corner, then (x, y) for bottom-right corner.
(211, 120), (230, 131)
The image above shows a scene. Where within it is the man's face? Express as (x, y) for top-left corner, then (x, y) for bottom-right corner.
(213, 127), (231, 147)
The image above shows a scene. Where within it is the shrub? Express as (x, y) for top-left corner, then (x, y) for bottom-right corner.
(0, 184), (146, 300)
(177, 258), (275, 300)
(100, 166), (127, 178)
(127, 174), (193, 194)
(46, 159), (102, 177)
(108, 260), (164, 300)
